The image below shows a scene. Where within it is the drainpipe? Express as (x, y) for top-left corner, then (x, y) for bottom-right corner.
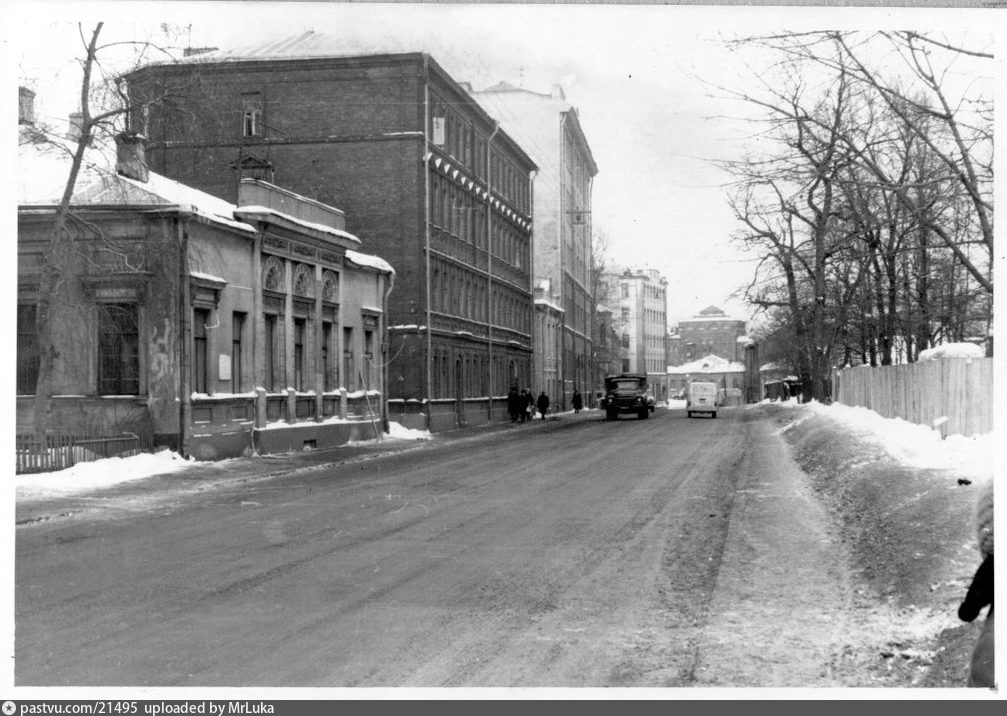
(423, 56), (433, 428)
(486, 120), (499, 417)
(177, 216), (191, 457)
(528, 167), (538, 394)
(381, 268), (395, 431)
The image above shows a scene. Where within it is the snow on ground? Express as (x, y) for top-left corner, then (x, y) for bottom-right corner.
(764, 398), (994, 483)
(15, 450), (198, 499)
(15, 400), (993, 498)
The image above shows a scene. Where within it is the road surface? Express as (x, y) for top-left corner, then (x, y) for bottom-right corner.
(16, 406), (855, 688)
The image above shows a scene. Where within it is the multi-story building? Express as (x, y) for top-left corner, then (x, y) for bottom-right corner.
(126, 33), (537, 432)
(606, 267), (669, 400)
(671, 305), (748, 365)
(472, 82), (598, 410)
(18, 126), (392, 462)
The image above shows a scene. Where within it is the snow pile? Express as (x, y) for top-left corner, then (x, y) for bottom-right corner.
(16, 450), (196, 498)
(385, 422), (433, 441)
(917, 342), (985, 361)
(781, 400), (994, 482)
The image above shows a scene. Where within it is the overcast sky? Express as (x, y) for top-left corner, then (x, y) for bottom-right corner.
(6, 1), (1002, 326)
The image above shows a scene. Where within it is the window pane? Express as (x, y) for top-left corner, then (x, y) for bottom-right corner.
(98, 303), (139, 395)
(17, 304), (39, 395)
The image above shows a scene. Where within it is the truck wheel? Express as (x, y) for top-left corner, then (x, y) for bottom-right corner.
(606, 410), (617, 421)
(711, 412), (717, 419)
(687, 411), (692, 418)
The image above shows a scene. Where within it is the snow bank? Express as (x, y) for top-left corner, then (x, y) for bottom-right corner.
(789, 401), (995, 482)
(16, 450), (196, 498)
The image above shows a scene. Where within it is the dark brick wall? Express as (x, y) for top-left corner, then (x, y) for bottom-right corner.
(130, 55), (535, 405)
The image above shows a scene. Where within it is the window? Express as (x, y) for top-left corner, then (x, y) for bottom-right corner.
(621, 283), (629, 299)
(264, 313), (279, 392)
(242, 92), (263, 137)
(293, 318), (306, 391)
(232, 312), (246, 393)
(343, 327), (354, 391)
(322, 321), (334, 391)
(193, 308), (210, 394)
(98, 303), (139, 395)
(17, 304), (39, 395)
(364, 330), (375, 389)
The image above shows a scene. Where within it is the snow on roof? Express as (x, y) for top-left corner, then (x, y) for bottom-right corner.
(235, 205), (361, 245)
(18, 140), (256, 234)
(667, 354), (744, 375)
(346, 250), (394, 275)
(918, 342), (985, 361)
(178, 31), (387, 63)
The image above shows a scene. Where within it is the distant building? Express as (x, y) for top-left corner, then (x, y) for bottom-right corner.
(472, 82), (598, 409)
(671, 305), (747, 365)
(126, 33), (537, 432)
(605, 267), (669, 399)
(667, 354), (744, 406)
(17, 130), (392, 461)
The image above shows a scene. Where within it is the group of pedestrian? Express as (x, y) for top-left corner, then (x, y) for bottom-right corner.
(507, 387), (552, 422)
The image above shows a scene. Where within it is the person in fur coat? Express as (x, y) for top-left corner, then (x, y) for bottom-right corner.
(958, 479), (994, 688)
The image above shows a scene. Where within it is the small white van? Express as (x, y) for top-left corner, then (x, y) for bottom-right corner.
(686, 381), (719, 418)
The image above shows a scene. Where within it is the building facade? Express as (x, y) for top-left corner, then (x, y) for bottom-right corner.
(606, 267), (669, 400)
(17, 131), (392, 462)
(472, 82), (598, 410)
(667, 354), (745, 406)
(671, 305), (748, 365)
(126, 34), (537, 431)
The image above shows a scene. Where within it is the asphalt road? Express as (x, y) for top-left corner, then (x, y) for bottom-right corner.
(16, 406), (847, 688)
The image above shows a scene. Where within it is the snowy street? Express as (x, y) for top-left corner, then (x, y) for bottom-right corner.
(13, 401), (993, 690)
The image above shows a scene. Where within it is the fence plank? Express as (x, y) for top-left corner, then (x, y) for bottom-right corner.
(836, 357), (992, 437)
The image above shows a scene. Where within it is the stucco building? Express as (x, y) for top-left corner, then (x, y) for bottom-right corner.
(126, 33), (537, 431)
(17, 130), (392, 462)
(605, 267), (669, 400)
(472, 82), (598, 409)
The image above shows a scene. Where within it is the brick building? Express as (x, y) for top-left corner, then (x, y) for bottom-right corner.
(472, 82), (598, 410)
(670, 305), (748, 365)
(126, 33), (537, 431)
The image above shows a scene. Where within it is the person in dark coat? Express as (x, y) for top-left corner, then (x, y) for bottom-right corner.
(959, 480), (994, 688)
(507, 387), (521, 422)
(519, 389), (531, 422)
(536, 391), (550, 420)
(572, 390), (583, 413)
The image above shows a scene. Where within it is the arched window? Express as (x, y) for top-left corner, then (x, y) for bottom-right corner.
(321, 270), (339, 302)
(293, 263), (313, 297)
(262, 255), (284, 291)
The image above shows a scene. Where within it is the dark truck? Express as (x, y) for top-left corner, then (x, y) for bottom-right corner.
(601, 373), (652, 420)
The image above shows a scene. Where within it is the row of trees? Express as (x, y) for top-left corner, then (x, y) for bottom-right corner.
(721, 31), (993, 402)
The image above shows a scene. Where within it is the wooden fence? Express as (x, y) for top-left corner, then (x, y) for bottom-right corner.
(833, 357), (993, 437)
(15, 422), (155, 475)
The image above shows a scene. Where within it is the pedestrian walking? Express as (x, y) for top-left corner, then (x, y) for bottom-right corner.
(572, 390), (583, 413)
(507, 386), (521, 423)
(537, 391), (550, 420)
(519, 389), (531, 422)
(958, 479), (994, 688)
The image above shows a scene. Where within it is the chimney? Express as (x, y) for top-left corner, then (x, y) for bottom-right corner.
(66, 112), (84, 141)
(19, 87), (36, 125)
(115, 133), (149, 182)
(457, 81), (473, 93)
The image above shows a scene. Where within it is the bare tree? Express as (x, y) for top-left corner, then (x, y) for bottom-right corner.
(21, 22), (185, 434)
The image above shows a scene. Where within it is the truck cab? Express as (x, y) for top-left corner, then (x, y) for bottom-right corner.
(601, 374), (651, 420)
